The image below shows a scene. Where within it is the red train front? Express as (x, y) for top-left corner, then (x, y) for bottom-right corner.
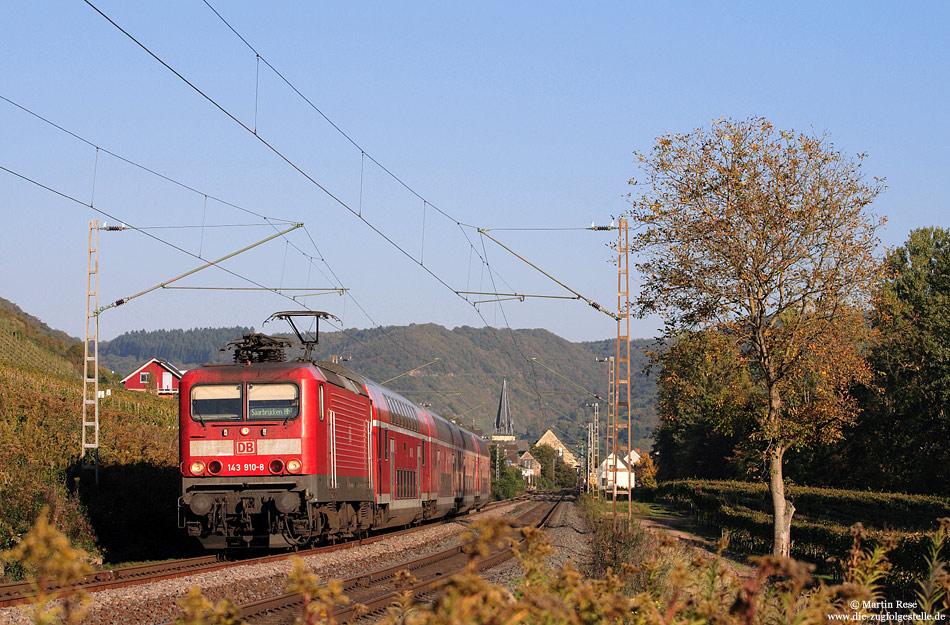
(178, 316), (490, 550)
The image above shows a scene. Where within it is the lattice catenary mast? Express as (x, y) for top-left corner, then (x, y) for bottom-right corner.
(614, 217), (633, 529)
(82, 220), (101, 483)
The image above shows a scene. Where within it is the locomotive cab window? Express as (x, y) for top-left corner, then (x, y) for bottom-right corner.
(191, 384), (242, 422)
(248, 383), (299, 420)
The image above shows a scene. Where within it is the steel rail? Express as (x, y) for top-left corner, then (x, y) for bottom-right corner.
(0, 499), (513, 609)
(233, 494), (565, 625)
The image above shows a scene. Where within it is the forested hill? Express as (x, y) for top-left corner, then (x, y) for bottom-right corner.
(311, 325), (657, 450)
(100, 326), (253, 377)
(99, 323), (658, 451)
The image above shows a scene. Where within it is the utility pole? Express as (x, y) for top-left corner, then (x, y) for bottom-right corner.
(598, 355), (617, 521)
(615, 217), (633, 530)
(82, 220), (101, 484)
(81, 220), (127, 484)
(586, 402), (600, 498)
(593, 358), (612, 506)
(586, 421), (594, 493)
(80, 221), (302, 484)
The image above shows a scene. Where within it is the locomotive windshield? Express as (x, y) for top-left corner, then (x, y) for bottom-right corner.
(248, 383), (299, 420)
(191, 384), (242, 422)
(189, 383), (299, 421)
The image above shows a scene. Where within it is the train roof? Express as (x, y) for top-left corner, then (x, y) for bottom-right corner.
(185, 356), (485, 445)
(312, 360), (368, 397)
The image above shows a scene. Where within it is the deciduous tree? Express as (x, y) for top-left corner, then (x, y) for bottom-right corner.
(850, 227), (950, 493)
(627, 117), (884, 556)
(652, 329), (754, 481)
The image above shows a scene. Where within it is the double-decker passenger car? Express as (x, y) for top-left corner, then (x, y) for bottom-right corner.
(178, 313), (490, 549)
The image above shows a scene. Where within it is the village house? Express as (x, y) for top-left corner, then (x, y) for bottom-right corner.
(597, 449), (642, 491)
(518, 450), (541, 488)
(120, 358), (183, 395)
(535, 429), (581, 469)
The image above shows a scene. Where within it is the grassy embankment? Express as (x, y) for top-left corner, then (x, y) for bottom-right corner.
(0, 309), (188, 581)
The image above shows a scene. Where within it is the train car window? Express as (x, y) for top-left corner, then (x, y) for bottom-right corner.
(421, 442), (425, 466)
(248, 383), (299, 420)
(384, 429), (389, 461)
(319, 384), (325, 421)
(191, 384), (242, 421)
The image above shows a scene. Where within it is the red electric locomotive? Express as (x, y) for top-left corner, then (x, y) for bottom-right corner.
(178, 312), (491, 549)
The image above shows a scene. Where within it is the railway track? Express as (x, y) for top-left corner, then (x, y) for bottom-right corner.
(230, 494), (564, 625)
(0, 498), (516, 609)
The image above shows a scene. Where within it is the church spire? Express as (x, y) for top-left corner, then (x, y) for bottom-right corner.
(494, 377), (513, 436)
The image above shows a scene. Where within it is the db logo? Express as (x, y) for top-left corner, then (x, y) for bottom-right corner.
(236, 441), (256, 455)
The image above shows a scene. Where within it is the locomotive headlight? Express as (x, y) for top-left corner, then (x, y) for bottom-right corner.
(269, 459), (284, 474)
(208, 460), (222, 474)
(190, 461), (206, 475)
(287, 459), (302, 474)
(240, 426), (250, 436)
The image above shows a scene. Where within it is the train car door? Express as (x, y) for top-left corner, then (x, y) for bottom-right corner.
(376, 422), (383, 495)
(329, 409), (337, 490)
(389, 436), (396, 498)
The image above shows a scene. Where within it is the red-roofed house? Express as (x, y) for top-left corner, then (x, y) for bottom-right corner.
(121, 358), (183, 395)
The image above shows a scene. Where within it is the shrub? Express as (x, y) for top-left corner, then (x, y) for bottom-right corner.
(653, 479), (950, 588)
(5, 503), (950, 625)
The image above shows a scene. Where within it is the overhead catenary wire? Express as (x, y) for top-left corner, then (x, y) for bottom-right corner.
(0, 94), (349, 309)
(477, 234), (547, 416)
(0, 92), (431, 369)
(87, 0), (471, 301)
(135, 223), (279, 230)
(98, 223), (304, 314)
(455, 291), (581, 303)
(0, 93), (358, 328)
(162, 286), (346, 293)
(200, 0), (475, 230)
(0, 162), (413, 371)
(83, 0), (560, 417)
(0, 162), (302, 305)
(530, 357), (604, 402)
(0, 94), (294, 225)
(479, 228), (619, 321)
(380, 358), (441, 385)
(196, 1), (618, 404)
(204, 0), (621, 330)
(479, 227), (598, 231)
(70, 2), (622, 425)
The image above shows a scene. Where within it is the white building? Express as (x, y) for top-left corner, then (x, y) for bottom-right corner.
(597, 449), (641, 490)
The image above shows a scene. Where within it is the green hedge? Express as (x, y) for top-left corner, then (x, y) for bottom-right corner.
(652, 479), (950, 587)
(655, 480), (950, 532)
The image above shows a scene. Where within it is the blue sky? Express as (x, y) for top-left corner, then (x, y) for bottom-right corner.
(1, 1), (947, 344)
